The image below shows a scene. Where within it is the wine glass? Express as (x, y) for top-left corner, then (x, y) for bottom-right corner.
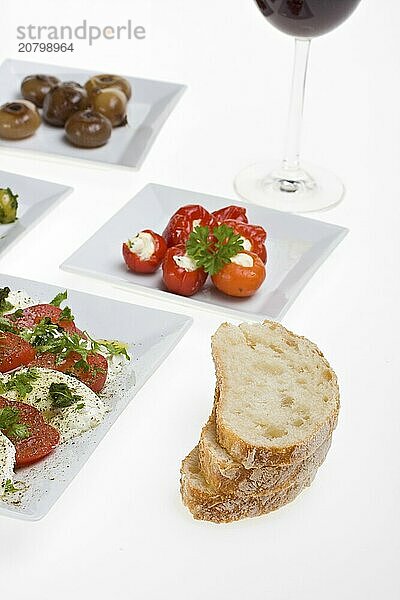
(235, 0), (363, 212)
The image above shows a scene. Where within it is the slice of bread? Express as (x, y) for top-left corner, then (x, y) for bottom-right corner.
(212, 321), (339, 468)
(199, 411), (332, 495)
(181, 437), (330, 523)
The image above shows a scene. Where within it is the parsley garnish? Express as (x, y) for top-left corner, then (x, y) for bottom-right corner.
(94, 338), (130, 361)
(3, 479), (26, 495)
(21, 318), (130, 370)
(0, 287), (13, 315)
(0, 316), (18, 333)
(0, 368), (39, 398)
(20, 318), (63, 352)
(8, 308), (23, 321)
(186, 224), (244, 276)
(4, 479), (18, 494)
(50, 291), (68, 308)
(49, 290), (75, 322)
(0, 406), (30, 440)
(49, 382), (83, 409)
(60, 306), (74, 321)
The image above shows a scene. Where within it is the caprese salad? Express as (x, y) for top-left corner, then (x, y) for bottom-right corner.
(122, 204), (267, 298)
(0, 286), (130, 497)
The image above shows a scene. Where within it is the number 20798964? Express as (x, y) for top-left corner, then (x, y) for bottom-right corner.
(18, 42), (74, 53)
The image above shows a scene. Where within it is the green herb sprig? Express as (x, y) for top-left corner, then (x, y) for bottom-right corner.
(0, 368), (40, 399)
(49, 290), (75, 322)
(20, 318), (130, 372)
(91, 337), (130, 361)
(186, 224), (244, 276)
(0, 316), (18, 334)
(49, 382), (83, 409)
(0, 406), (30, 440)
(4, 479), (18, 494)
(0, 287), (13, 315)
(2, 288), (130, 374)
(7, 309), (23, 321)
(50, 291), (68, 308)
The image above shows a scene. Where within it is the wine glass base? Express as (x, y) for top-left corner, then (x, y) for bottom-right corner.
(234, 161), (345, 213)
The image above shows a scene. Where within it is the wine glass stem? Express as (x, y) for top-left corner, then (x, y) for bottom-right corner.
(282, 37), (311, 172)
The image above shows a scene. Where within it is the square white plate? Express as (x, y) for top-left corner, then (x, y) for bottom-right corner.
(0, 274), (192, 520)
(61, 183), (348, 321)
(0, 59), (186, 169)
(0, 170), (72, 256)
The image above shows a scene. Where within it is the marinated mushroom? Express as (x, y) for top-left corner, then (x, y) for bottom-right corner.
(84, 74), (132, 100)
(90, 87), (128, 127)
(65, 110), (112, 148)
(0, 188), (18, 224)
(42, 81), (89, 127)
(21, 74), (60, 108)
(0, 100), (41, 140)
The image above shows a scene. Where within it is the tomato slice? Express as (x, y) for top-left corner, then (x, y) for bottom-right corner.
(30, 351), (108, 393)
(8, 304), (81, 335)
(0, 332), (36, 373)
(0, 397), (60, 468)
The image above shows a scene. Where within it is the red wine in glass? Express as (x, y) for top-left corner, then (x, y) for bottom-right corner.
(255, 0), (362, 37)
(235, 0), (363, 212)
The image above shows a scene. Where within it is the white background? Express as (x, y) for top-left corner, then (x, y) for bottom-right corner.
(0, 0), (399, 598)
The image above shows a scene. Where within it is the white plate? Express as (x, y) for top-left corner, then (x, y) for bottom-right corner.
(0, 59), (186, 169)
(61, 183), (348, 321)
(0, 170), (72, 256)
(0, 274), (192, 520)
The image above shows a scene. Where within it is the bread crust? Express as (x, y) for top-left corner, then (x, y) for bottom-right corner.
(181, 438), (330, 523)
(212, 321), (340, 468)
(199, 411), (332, 495)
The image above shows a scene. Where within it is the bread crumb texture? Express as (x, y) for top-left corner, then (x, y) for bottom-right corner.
(212, 321), (339, 467)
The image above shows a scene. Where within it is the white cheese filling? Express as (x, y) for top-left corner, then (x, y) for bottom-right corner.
(128, 232), (155, 261)
(192, 219), (201, 230)
(239, 236), (252, 251)
(231, 253), (254, 268)
(173, 253), (198, 272)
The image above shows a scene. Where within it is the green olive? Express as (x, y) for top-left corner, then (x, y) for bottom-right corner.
(21, 74), (60, 108)
(0, 188), (18, 224)
(65, 110), (112, 148)
(90, 87), (128, 127)
(42, 81), (89, 127)
(85, 74), (132, 100)
(0, 100), (41, 140)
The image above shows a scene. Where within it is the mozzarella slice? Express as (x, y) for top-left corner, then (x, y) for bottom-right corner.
(0, 431), (16, 496)
(0, 368), (108, 443)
